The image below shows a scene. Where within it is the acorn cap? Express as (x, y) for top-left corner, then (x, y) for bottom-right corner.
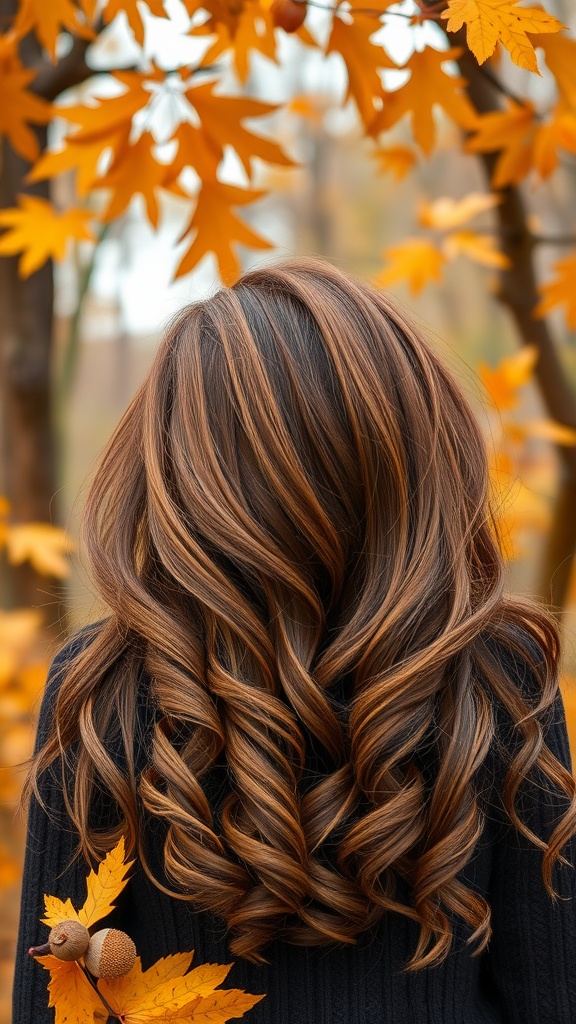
(48, 920), (90, 961)
(84, 928), (136, 978)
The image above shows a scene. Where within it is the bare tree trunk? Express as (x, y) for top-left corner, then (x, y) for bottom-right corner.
(456, 41), (576, 614)
(0, 3), (61, 623)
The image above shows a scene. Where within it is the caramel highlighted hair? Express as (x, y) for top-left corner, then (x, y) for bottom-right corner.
(25, 258), (576, 969)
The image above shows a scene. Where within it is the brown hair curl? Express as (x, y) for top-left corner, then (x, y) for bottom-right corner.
(24, 257), (576, 969)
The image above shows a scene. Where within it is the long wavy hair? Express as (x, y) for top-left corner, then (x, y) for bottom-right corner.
(24, 257), (576, 969)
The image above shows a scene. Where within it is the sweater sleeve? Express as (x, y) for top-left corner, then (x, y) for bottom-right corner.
(11, 634), (109, 1024)
(483, 683), (576, 1022)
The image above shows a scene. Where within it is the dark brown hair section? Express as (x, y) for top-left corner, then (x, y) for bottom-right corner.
(23, 258), (576, 968)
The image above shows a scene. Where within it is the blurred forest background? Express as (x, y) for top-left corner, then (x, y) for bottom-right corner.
(1, 0), (576, 1019)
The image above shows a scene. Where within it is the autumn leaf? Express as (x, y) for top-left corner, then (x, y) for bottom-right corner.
(376, 238), (446, 295)
(0, 609), (43, 688)
(198, 1), (279, 85)
(535, 252), (576, 328)
(441, 0), (564, 74)
(185, 82), (293, 179)
(36, 955), (105, 1024)
(28, 68), (160, 195)
(33, 838), (265, 1024)
(478, 345), (538, 411)
(103, 0), (169, 47)
(369, 47), (479, 154)
(442, 229), (510, 268)
(95, 132), (187, 227)
(13, 0), (94, 61)
(5, 520), (76, 576)
(100, 956), (264, 1024)
(81, 835), (135, 929)
(373, 145), (417, 179)
(418, 192), (500, 229)
(175, 182), (273, 283)
(326, 13), (395, 128)
(0, 197), (93, 277)
(466, 99), (537, 188)
(0, 35), (51, 161)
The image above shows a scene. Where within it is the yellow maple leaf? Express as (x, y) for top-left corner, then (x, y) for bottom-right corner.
(36, 955), (105, 1024)
(79, 835), (135, 929)
(0, 197), (93, 278)
(376, 238), (446, 295)
(369, 47), (479, 155)
(418, 192), (500, 230)
(443, 229), (510, 268)
(0, 34), (51, 162)
(466, 99), (537, 187)
(33, 838), (265, 1024)
(535, 252), (576, 328)
(5, 521), (76, 577)
(40, 836), (134, 931)
(100, 957), (264, 1023)
(478, 345), (537, 412)
(0, 609), (43, 688)
(13, 0), (93, 61)
(441, 0), (564, 74)
(175, 182), (273, 283)
(373, 145), (417, 180)
(326, 13), (396, 128)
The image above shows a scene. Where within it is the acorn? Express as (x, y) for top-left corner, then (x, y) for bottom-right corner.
(48, 920), (90, 961)
(84, 928), (136, 978)
(271, 0), (307, 32)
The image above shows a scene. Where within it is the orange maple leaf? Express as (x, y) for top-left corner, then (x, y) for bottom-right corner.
(478, 345), (538, 412)
(441, 0), (564, 74)
(535, 252), (576, 329)
(373, 145), (417, 180)
(466, 99), (537, 188)
(175, 182), (273, 283)
(196, 0), (279, 84)
(442, 229), (510, 268)
(5, 521), (76, 577)
(103, 0), (169, 47)
(28, 68), (160, 195)
(369, 47), (479, 154)
(418, 192), (500, 230)
(0, 196), (93, 277)
(326, 12), (396, 128)
(185, 82), (293, 179)
(376, 238), (447, 295)
(0, 35), (51, 162)
(95, 132), (187, 227)
(13, 0), (93, 61)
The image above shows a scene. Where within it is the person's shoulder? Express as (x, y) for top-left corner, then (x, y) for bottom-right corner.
(42, 619), (111, 706)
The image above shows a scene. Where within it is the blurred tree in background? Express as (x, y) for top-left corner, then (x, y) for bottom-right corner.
(1, 0), (576, 1018)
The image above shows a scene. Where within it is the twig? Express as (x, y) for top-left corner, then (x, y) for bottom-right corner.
(79, 964), (124, 1024)
(532, 235), (576, 247)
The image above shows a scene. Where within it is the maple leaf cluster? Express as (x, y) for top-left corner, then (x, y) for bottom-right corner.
(31, 836), (264, 1024)
(0, 0), (572, 324)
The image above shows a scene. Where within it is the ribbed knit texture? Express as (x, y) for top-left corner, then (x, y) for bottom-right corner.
(12, 632), (576, 1024)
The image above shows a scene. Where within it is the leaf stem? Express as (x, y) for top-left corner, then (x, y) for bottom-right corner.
(78, 964), (124, 1024)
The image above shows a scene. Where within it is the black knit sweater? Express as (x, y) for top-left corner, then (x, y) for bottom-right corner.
(12, 632), (576, 1024)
